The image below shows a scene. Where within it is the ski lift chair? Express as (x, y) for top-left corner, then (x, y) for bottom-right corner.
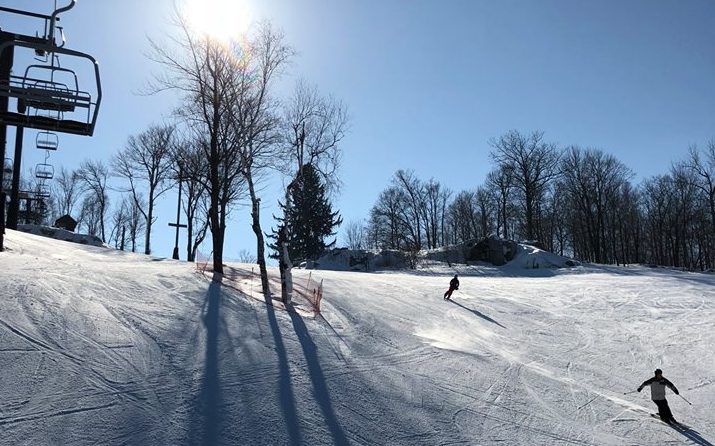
(35, 163), (54, 180)
(21, 64), (84, 112)
(36, 131), (59, 150)
(0, 39), (102, 136)
(36, 184), (51, 199)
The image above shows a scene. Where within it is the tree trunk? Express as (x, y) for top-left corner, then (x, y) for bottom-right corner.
(100, 205), (106, 242)
(246, 171), (269, 294)
(209, 125), (223, 274)
(145, 197), (153, 255)
(209, 197), (223, 274)
(211, 225), (224, 274)
(186, 217), (194, 262)
(277, 224), (293, 304)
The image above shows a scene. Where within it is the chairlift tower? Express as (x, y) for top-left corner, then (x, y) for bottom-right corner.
(0, 0), (102, 250)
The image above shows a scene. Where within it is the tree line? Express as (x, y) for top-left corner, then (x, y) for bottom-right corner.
(353, 130), (715, 271)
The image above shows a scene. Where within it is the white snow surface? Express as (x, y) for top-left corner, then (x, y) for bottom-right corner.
(1, 229), (714, 445)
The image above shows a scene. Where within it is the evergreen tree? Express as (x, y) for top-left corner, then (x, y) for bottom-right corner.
(274, 164), (342, 263)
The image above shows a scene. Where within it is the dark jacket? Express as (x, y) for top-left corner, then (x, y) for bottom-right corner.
(449, 277), (459, 290)
(638, 376), (679, 401)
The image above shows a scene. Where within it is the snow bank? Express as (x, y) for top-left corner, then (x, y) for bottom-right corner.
(304, 248), (411, 271)
(309, 242), (578, 272)
(506, 244), (580, 269)
(16, 224), (107, 248)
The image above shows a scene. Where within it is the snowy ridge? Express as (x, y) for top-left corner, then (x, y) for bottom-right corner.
(1, 229), (714, 445)
(506, 244), (581, 270)
(311, 242), (579, 273)
(17, 224), (107, 248)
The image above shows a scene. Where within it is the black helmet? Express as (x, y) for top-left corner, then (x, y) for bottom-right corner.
(654, 368), (662, 375)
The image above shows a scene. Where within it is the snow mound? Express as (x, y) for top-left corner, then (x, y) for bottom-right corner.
(305, 248), (410, 271)
(506, 244), (580, 269)
(16, 224), (107, 248)
(308, 242), (578, 272)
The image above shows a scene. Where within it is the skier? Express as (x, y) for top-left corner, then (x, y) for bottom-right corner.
(443, 274), (459, 300)
(637, 368), (680, 424)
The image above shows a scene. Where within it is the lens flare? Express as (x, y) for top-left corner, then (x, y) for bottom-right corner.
(182, 0), (252, 41)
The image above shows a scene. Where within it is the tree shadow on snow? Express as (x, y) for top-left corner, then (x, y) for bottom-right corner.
(671, 423), (714, 446)
(288, 304), (350, 446)
(190, 276), (225, 445)
(448, 300), (506, 328)
(263, 292), (304, 446)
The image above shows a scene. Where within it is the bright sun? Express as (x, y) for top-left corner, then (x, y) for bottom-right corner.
(182, 0), (253, 41)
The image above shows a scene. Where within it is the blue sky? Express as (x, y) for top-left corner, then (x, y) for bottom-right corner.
(2, 0), (714, 259)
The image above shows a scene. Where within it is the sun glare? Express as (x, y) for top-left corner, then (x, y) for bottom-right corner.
(182, 0), (253, 41)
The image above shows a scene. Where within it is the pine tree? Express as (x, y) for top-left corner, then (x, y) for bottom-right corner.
(277, 164), (342, 263)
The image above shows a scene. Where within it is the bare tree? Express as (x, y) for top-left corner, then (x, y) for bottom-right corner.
(685, 142), (715, 241)
(446, 190), (478, 244)
(367, 186), (410, 250)
(78, 194), (104, 238)
(559, 147), (632, 263)
(76, 160), (110, 241)
(281, 79), (349, 192)
(669, 163), (700, 269)
(127, 193), (147, 253)
(114, 124), (176, 255)
(417, 179), (452, 249)
(148, 13), (255, 274)
(475, 186), (495, 238)
(639, 167), (705, 270)
(490, 130), (561, 242)
(53, 167), (81, 217)
(392, 169), (425, 249)
(173, 136), (210, 262)
(235, 23), (293, 294)
(343, 219), (366, 250)
(237, 249), (256, 263)
(108, 197), (130, 249)
(486, 166), (515, 239)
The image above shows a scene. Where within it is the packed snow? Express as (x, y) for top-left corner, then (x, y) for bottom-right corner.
(0, 229), (713, 445)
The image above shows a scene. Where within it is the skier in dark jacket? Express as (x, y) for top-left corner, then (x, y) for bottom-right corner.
(443, 275), (459, 300)
(637, 368), (680, 423)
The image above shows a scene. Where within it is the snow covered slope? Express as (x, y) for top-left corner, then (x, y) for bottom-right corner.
(1, 229), (713, 445)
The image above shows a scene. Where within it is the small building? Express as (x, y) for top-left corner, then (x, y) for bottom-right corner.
(54, 214), (77, 232)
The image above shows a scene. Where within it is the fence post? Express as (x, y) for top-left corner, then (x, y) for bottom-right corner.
(315, 279), (323, 316)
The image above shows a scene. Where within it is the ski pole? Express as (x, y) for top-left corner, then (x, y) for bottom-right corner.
(678, 394), (693, 406)
(623, 390), (638, 395)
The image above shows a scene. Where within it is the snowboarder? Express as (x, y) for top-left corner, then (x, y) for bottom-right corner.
(443, 274), (459, 300)
(637, 368), (680, 424)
